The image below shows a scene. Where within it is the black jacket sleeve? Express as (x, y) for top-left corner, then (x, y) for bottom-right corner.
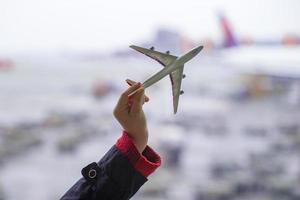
(60, 132), (161, 200)
(60, 146), (147, 200)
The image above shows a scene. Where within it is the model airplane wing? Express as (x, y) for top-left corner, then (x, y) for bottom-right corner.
(129, 45), (203, 114)
(130, 45), (177, 66)
(169, 66), (184, 114)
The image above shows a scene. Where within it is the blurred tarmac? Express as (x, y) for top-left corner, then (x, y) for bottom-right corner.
(0, 56), (299, 200)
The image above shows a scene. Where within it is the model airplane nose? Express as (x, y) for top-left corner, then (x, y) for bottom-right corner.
(177, 45), (203, 64)
(193, 46), (204, 55)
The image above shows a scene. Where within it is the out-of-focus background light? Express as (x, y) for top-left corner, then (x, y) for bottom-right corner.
(0, 0), (300, 200)
(1, 0), (300, 52)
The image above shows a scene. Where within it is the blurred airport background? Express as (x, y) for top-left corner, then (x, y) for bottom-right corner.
(1, 0), (300, 199)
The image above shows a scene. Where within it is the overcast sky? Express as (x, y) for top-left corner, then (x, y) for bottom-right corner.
(0, 0), (299, 52)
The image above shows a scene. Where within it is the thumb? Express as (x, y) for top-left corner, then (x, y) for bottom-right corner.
(130, 87), (144, 114)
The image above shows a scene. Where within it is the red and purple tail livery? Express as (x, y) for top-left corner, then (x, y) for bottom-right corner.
(219, 13), (238, 48)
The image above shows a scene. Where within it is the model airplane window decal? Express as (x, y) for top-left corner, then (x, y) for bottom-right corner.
(130, 45), (203, 114)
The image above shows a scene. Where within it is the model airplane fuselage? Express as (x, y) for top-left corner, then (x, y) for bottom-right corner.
(130, 45), (203, 114)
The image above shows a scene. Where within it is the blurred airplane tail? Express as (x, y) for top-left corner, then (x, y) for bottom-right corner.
(219, 13), (238, 48)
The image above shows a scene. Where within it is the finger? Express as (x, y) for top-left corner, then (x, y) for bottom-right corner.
(126, 79), (136, 86)
(116, 82), (141, 110)
(130, 87), (145, 114)
(126, 79), (149, 102)
(123, 82), (141, 96)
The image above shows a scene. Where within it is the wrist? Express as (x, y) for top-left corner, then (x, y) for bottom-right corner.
(124, 130), (148, 153)
(125, 128), (148, 139)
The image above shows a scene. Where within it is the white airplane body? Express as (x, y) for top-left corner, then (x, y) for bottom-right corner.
(203, 14), (300, 100)
(130, 45), (203, 114)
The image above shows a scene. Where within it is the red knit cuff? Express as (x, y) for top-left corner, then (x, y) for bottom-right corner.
(115, 131), (161, 178)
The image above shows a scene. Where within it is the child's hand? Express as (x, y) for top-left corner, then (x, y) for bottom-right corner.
(113, 81), (149, 153)
(125, 79), (149, 102)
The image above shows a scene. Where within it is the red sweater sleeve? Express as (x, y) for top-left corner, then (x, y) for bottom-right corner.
(115, 131), (161, 178)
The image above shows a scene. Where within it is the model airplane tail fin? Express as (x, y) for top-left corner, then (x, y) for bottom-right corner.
(218, 13), (238, 48)
(177, 46), (203, 64)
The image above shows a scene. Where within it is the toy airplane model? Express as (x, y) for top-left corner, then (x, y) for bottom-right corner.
(130, 45), (203, 114)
